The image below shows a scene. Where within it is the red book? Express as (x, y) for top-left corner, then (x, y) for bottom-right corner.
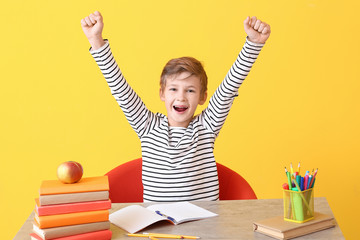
(35, 199), (111, 216)
(33, 221), (110, 239)
(30, 230), (112, 240)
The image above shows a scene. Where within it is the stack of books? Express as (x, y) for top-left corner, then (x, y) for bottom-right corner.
(30, 176), (112, 240)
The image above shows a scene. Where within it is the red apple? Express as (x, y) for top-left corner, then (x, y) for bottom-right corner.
(57, 161), (83, 184)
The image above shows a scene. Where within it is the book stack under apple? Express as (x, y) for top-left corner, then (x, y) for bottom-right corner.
(30, 176), (112, 240)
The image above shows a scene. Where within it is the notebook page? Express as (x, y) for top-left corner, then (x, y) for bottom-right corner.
(109, 205), (165, 233)
(147, 202), (218, 224)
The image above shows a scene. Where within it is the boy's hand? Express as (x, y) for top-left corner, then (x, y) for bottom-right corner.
(244, 16), (271, 44)
(81, 11), (105, 50)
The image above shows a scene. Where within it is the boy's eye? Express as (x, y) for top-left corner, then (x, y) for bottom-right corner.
(187, 89), (195, 93)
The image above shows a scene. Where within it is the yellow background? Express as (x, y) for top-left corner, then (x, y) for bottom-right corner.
(1, 0), (359, 239)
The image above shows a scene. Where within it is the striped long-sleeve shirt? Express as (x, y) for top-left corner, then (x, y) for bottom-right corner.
(90, 38), (263, 202)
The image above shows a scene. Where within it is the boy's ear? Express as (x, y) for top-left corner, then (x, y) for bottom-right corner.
(159, 88), (165, 101)
(199, 91), (208, 105)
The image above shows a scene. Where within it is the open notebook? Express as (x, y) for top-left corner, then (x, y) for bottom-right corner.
(109, 202), (218, 233)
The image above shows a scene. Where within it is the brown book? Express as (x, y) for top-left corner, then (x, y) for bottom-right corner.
(32, 221), (110, 239)
(253, 212), (335, 240)
(39, 191), (109, 206)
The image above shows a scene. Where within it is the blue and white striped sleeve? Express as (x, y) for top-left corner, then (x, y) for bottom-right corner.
(90, 41), (153, 138)
(202, 38), (264, 136)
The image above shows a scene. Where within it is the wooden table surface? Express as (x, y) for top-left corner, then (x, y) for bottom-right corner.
(14, 197), (344, 240)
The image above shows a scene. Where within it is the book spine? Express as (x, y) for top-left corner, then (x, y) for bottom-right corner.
(39, 191), (109, 206)
(33, 221), (110, 239)
(36, 200), (111, 216)
(30, 230), (112, 240)
(30, 233), (42, 240)
(35, 210), (109, 229)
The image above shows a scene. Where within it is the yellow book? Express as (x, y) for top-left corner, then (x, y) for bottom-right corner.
(39, 176), (109, 195)
(34, 210), (109, 229)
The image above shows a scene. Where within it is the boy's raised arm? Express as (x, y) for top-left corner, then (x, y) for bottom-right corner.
(81, 11), (154, 139)
(81, 11), (106, 50)
(202, 16), (270, 135)
(243, 16), (271, 44)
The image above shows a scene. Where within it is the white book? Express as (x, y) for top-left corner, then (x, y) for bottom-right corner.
(39, 191), (109, 206)
(109, 202), (218, 233)
(33, 221), (110, 239)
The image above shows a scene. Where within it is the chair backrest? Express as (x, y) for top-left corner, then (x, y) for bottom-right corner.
(216, 163), (257, 200)
(105, 158), (256, 203)
(105, 158), (143, 203)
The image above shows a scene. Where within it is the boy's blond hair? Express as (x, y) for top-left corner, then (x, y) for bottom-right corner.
(160, 57), (208, 98)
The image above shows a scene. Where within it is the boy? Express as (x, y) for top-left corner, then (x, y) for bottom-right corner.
(81, 11), (270, 202)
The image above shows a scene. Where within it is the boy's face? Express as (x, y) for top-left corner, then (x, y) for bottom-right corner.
(160, 72), (207, 128)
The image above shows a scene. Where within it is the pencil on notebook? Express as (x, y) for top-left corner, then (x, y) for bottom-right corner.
(127, 233), (200, 239)
(148, 233), (200, 239)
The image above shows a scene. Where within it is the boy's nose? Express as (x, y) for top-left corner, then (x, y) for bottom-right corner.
(176, 91), (186, 101)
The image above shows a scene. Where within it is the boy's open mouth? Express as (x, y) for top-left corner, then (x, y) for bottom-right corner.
(173, 106), (188, 112)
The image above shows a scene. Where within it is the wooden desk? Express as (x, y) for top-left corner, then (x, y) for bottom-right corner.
(14, 197), (344, 240)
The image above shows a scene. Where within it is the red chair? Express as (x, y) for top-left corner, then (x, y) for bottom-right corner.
(216, 163), (257, 200)
(105, 158), (143, 203)
(105, 158), (257, 203)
